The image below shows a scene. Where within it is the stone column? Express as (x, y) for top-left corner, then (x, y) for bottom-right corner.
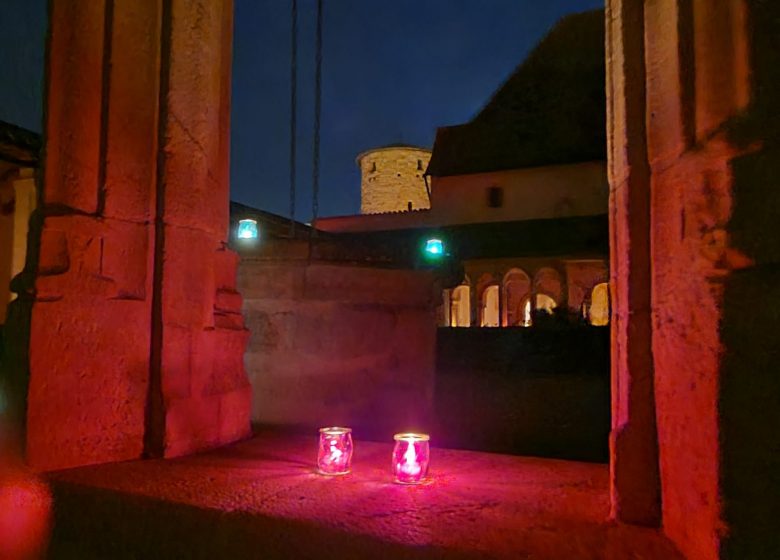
(154, 0), (251, 457)
(605, 0), (661, 528)
(608, 1), (779, 558)
(17, 0), (249, 471)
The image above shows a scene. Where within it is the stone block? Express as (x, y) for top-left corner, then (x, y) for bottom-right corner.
(26, 299), (150, 471)
(164, 396), (220, 458)
(100, 221), (150, 300)
(214, 247), (240, 291)
(35, 217), (153, 303)
(204, 327), (249, 396)
(102, 0), (161, 222)
(218, 385), (252, 443)
(189, 326), (215, 398)
(213, 312), (244, 330)
(303, 264), (434, 307)
(214, 288), (242, 313)
(38, 228), (69, 276)
(161, 225), (216, 329)
(161, 325), (192, 400)
(44, 0), (104, 213)
(292, 303), (397, 359)
(244, 307), (295, 352)
(238, 261), (306, 300)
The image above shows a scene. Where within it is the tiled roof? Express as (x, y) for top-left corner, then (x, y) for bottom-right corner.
(331, 214), (609, 261)
(427, 10), (606, 177)
(0, 120), (41, 167)
(229, 200), (313, 240)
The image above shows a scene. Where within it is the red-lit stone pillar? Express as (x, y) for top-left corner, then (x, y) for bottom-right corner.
(608, 1), (779, 558)
(605, 0), (661, 528)
(20, 0), (249, 471)
(154, 0), (251, 458)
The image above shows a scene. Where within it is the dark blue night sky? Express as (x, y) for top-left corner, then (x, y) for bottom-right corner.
(0, 0), (602, 219)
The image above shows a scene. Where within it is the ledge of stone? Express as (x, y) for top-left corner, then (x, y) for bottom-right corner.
(46, 430), (681, 559)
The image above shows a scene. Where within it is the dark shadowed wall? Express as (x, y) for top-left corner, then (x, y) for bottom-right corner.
(434, 327), (610, 462)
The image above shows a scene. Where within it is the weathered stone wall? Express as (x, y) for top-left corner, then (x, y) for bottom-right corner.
(240, 260), (436, 439)
(6, 0), (250, 471)
(359, 146), (431, 214)
(608, 1), (780, 558)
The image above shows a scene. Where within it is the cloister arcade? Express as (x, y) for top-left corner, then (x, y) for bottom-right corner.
(439, 262), (609, 328)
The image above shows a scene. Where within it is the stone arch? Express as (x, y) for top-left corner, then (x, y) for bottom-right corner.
(502, 268), (531, 327)
(480, 284), (500, 327)
(475, 272), (495, 303)
(533, 267), (563, 302)
(449, 283), (471, 327)
(518, 293), (558, 327)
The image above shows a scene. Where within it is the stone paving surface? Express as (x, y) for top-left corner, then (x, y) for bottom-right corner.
(47, 430), (682, 559)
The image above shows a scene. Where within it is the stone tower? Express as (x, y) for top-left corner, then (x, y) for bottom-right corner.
(357, 145), (432, 214)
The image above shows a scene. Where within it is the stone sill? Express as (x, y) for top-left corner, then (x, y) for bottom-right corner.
(47, 430), (680, 559)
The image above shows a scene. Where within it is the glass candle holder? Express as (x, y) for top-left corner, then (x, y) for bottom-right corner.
(317, 427), (353, 475)
(392, 433), (430, 484)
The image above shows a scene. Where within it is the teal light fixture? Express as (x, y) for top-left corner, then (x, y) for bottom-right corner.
(237, 219), (259, 240)
(424, 238), (444, 257)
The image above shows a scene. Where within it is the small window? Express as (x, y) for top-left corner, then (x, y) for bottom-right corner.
(417, 159), (423, 170)
(370, 162), (377, 172)
(408, 201), (413, 211)
(487, 186), (504, 208)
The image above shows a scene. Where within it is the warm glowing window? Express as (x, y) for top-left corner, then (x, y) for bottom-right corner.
(520, 293), (557, 327)
(503, 269), (531, 327)
(588, 283), (610, 326)
(480, 285), (500, 327)
(449, 284), (471, 327)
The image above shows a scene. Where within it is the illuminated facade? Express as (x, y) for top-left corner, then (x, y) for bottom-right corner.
(0, 121), (38, 325)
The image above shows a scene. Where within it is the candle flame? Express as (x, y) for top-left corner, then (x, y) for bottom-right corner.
(329, 439), (342, 462)
(401, 440), (421, 477)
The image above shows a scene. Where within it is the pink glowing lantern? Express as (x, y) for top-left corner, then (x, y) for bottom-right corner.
(317, 427), (353, 475)
(392, 433), (430, 484)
